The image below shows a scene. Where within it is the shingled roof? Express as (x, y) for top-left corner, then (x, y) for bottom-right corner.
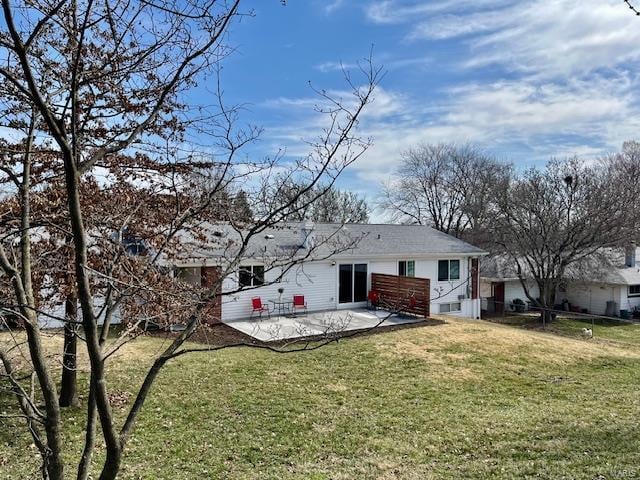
(172, 222), (487, 264)
(481, 247), (640, 286)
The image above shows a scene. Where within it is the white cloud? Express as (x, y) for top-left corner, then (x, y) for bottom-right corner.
(407, 10), (510, 41)
(314, 60), (359, 73)
(256, 1), (640, 190)
(258, 73), (640, 183)
(365, 0), (437, 24)
(440, 77), (632, 141)
(373, 0), (640, 78)
(466, 1), (640, 77)
(365, 0), (510, 25)
(323, 0), (346, 14)
(261, 86), (408, 121)
(315, 55), (431, 73)
(360, 75), (638, 175)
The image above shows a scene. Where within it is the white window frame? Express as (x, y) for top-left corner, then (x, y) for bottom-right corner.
(629, 284), (640, 297)
(398, 260), (415, 277)
(238, 264), (265, 288)
(439, 302), (462, 313)
(438, 259), (461, 282)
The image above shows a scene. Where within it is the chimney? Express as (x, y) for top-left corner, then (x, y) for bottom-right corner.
(300, 217), (315, 249)
(625, 241), (637, 268)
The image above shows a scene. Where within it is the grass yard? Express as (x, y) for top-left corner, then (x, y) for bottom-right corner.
(546, 317), (640, 347)
(2, 317), (640, 479)
(489, 312), (640, 347)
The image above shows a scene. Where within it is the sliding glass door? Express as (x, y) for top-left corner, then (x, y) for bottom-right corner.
(338, 263), (368, 304)
(339, 264), (353, 304)
(354, 264), (367, 302)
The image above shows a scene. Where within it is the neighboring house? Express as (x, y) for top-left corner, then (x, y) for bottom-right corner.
(480, 245), (640, 317)
(480, 255), (540, 314)
(173, 222), (487, 322)
(36, 298), (122, 329)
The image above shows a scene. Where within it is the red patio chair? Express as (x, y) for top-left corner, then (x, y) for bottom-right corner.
(368, 290), (380, 310)
(292, 294), (307, 317)
(250, 297), (270, 320)
(408, 295), (417, 308)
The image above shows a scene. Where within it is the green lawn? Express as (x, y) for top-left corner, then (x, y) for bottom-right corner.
(547, 317), (640, 346)
(2, 317), (640, 479)
(490, 312), (640, 347)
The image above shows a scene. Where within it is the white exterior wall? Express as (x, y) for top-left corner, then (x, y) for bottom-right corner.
(479, 278), (640, 317)
(479, 279), (539, 312)
(554, 282), (640, 316)
(504, 280), (539, 308)
(419, 256), (472, 318)
(36, 297), (122, 329)
(368, 260), (397, 276)
(220, 261), (336, 321)
(370, 256), (477, 318)
(622, 285), (640, 313)
(561, 283), (622, 315)
(181, 254), (482, 321)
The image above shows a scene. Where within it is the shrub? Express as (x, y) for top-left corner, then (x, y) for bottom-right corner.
(512, 298), (526, 313)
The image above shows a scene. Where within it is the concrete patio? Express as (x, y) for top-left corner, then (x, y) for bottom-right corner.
(223, 308), (425, 341)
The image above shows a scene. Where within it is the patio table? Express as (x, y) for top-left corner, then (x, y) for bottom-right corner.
(269, 298), (292, 316)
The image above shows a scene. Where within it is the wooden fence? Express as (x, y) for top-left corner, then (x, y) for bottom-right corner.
(371, 273), (430, 318)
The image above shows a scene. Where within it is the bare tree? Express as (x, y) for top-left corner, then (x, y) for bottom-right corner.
(380, 143), (510, 244)
(491, 157), (636, 324)
(0, 2), (382, 479)
(274, 182), (369, 223)
(605, 141), (640, 239)
(233, 189), (254, 222)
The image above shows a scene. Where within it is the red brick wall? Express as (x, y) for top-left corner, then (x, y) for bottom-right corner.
(471, 258), (479, 300)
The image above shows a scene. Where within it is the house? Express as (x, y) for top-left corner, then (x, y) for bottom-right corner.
(480, 255), (540, 315)
(172, 222), (488, 322)
(480, 245), (640, 317)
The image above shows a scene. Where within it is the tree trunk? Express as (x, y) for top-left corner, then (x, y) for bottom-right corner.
(539, 283), (557, 328)
(59, 292), (79, 408)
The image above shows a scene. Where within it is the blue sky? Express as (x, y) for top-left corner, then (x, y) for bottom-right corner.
(205, 0), (640, 211)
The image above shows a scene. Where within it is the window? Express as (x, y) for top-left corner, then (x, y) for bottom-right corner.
(123, 235), (147, 256)
(238, 265), (264, 288)
(439, 302), (461, 313)
(630, 285), (640, 297)
(438, 259), (460, 281)
(398, 260), (415, 277)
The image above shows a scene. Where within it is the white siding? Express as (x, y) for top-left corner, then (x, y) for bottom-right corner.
(562, 283), (622, 315)
(421, 257), (471, 317)
(220, 261), (336, 321)
(505, 280), (539, 308)
(180, 255), (482, 321)
(479, 280), (492, 299)
(368, 260), (396, 276)
(480, 279), (639, 317)
(371, 256), (475, 318)
(622, 285), (640, 313)
(479, 279), (539, 312)
(37, 297), (122, 329)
